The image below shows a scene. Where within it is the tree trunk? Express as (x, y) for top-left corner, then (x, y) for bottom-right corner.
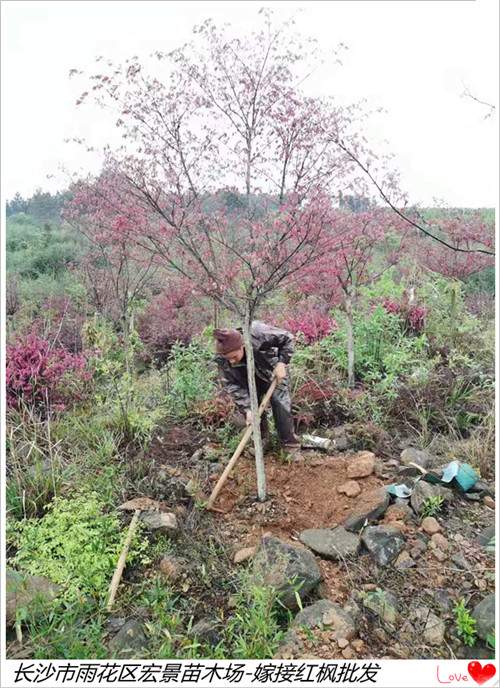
(242, 305), (266, 501)
(345, 294), (355, 389)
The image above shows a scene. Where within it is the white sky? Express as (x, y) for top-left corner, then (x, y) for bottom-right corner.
(1, 0), (498, 207)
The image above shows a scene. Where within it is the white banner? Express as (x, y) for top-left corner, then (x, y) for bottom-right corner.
(0, 658), (498, 688)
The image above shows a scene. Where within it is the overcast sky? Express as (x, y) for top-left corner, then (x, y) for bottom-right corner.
(1, 0), (498, 207)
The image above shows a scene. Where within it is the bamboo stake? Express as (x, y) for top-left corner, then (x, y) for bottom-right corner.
(106, 509), (140, 612)
(207, 377), (278, 510)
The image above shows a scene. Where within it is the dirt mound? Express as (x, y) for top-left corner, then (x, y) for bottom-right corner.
(216, 452), (384, 543)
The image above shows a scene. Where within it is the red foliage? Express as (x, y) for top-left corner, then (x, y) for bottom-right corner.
(382, 297), (427, 334)
(6, 332), (91, 415)
(137, 278), (210, 365)
(283, 311), (337, 344)
(194, 393), (236, 428)
(415, 212), (494, 281)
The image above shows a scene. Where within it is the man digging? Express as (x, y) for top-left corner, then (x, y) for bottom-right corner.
(213, 321), (301, 454)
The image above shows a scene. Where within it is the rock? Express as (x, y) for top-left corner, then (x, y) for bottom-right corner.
(421, 517), (441, 535)
(140, 511), (178, 531)
(410, 480), (452, 515)
(252, 537), (321, 610)
(395, 551), (415, 570)
(346, 451), (375, 478)
(400, 447), (432, 469)
(338, 480), (361, 498)
(342, 647), (355, 659)
(108, 619), (147, 658)
(337, 637), (350, 649)
(6, 569), (61, 627)
(430, 533), (449, 551)
(330, 426), (350, 451)
(351, 639), (365, 652)
(158, 555), (185, 581)
(233, 546), (257, 564)
(343, 488), (390, 532)
(472, 594), (495, 641)
(477, 524), (495, 546)
(361, 526), (406, 566)
(432, 549), (448, 562)
(423, 612), (445, 646)
(434, 589), (452, 612)
(274, 629), (303, 659)
(292, 599), (357, 640)
(450, 553), (470, 570)
(190, 448), (205, 462)
(385, 503), (413, 523)
(299, 527), (360, 561)
(469, 479), (494, 497)
(483, 496), (495, 510)
(190, 618), (222, 646)
(465, 493), (481, 502)
(374, 627), (388, 643)
(362, 589), (399, 625)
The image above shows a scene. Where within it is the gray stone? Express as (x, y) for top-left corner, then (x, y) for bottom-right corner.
(410, 480), (453, 515)
(434, 589), (452, 612)
(472, 594), (495, 641)
(292, 599), (357, 640)
(361, 526), (406, 566)
(190, 618), (222, 646)
(252, 537), (322, 610)
(423, 612), (446, 646)
(140, 511), (178, 531)
(468, 480), (494, 497)
(6, 569), (60, 627)
(477, 525), (495, 545)
(362, 589), (398, 625)
(108, 619), (148, 658)
(299, 527), (360, 561)
(400, 447), (432, 469)
(451, 553), (470, 570)
(343, 488), (390, 532)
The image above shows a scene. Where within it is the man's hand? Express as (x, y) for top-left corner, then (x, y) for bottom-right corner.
(274, 362), (287, 383)
(246, 410), (253, 426)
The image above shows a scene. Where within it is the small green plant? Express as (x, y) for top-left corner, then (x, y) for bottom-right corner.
(222, 569), (284, 659)
(454, 599), (477, 647)
(421, 495), (444, 518)
(486, 632), (495, 650)
(8, 493), (149, 601)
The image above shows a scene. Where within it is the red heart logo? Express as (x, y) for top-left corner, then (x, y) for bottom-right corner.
(468, 661), (497, 686)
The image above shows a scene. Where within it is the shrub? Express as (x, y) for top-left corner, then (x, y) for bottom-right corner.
(6, 332), (92, 415)
(164, 338), (217, 419)
(454, 599), (477, 647)
(283, 310), (337, 344)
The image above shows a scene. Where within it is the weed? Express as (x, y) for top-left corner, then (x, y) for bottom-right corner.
(421, 495), (444, 518)
(8, 493), (149, 602)
(454, 599), (477, 647)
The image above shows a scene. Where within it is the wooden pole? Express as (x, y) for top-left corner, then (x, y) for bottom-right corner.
(106, 509), (140, 612)
(207, 377), (278, 510)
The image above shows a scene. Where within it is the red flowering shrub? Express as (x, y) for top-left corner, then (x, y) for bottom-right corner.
(6, 332), (92, 415)
(193, 393), (236, 428)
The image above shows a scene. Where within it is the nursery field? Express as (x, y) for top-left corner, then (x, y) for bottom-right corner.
(3, 12), (496, 664)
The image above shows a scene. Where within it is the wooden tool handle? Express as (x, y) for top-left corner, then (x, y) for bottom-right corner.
(106, 509), (140, 611)
(206, 377), (278, 510)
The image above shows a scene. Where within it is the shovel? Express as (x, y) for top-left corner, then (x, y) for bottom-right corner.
(206, 377), (278, 510)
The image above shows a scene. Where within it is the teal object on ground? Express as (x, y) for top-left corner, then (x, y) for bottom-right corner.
(454, 463), (479, 492)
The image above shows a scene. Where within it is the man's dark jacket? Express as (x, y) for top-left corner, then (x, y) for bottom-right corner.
(214, 320), (294, 412)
